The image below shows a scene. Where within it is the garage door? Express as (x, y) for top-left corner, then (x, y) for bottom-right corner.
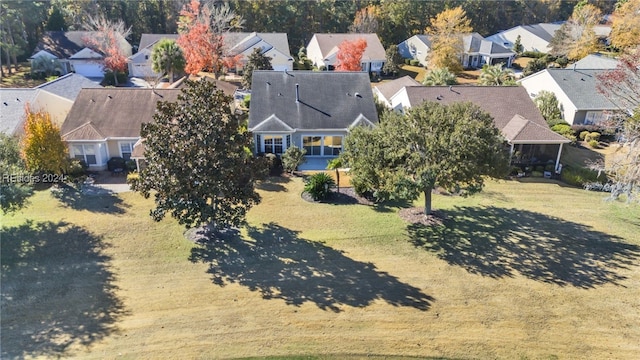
(72, 62), (104, 77)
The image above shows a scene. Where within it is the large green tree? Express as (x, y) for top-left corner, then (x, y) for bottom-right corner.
(382, 44), (403, 75)
(135, 79), (264, 229)
(151, 38), (186, 82)
(242, 47), (272, 89)
(0, 134), (33, 213)
(341, 101), (509, 215)
(534, 90), (563, 125)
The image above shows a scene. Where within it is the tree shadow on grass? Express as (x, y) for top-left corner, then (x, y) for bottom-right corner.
(50, 184), (129, 214)
(189, 223), (433, 312)
(0, 220), (126, 359)
(256, 176), (291, 192)
(407, 206), (640, 288)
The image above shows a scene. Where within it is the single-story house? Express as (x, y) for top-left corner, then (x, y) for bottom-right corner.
(389, 85), (570, 170)
(372, 76), (422, 107)
(248, 70), (378, 170)
(397, 33), (515, 68)
(397, 35), (432, 66)
(485, 23), (563, 53)
(61, 88), (180, 170)
(31, 31), (132, 78)
(306, 33), (386, 73)
(518, 68), (620, 125)
(0, 74), (101, 135)
(462, 33), (516, 68)
(129, 32), (292, 78)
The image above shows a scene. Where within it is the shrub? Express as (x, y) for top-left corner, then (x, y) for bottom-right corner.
(588, 132), (601, 142)
(560, 166), (606, 187)
(551, 123), (576, 143)
(263, 153), (283, 176)
(304, 172), (335, 201)
(521, 51), (546, 58)
(531, 170), (544, 177)
(588, 139), (599, 148)
(404, 58), (411, 65)
(125, 159), (137, 171)
(281, 146), (306, 174)
(409, 59), (420, 66)
(523, 58), (547, 76)
(318, 65), (326, 71)
(126, 172), (139, 188)
(101, 71), (128, 86)
(64, 159), (87, 184)
(579, 130), (590, 140)
(556, 56), (569, 67)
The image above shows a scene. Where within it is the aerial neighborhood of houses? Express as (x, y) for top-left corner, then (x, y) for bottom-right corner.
(0, 3), (636, 186)
(3, 2), (640, 359)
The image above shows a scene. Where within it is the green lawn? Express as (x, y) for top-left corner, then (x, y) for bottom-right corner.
(1, 178), (639, 359)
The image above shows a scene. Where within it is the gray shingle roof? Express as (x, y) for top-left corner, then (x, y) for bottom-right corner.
(35, 73), (101, 101)
(545, 69), (618, 110)
(248, 71), (378, 131)
(61, 88), (180, 140)
(138, 34), (179, 50)
(138, 32), (291, 57)
(312, 33), (386, 61)
(32, 31), (131, 58)
(403, 86), (568, 144)
(0, 89), (39, 135)
(525, 23), (562, 42)
(374, 76), (422, 101)
(571, 54), (619, 70)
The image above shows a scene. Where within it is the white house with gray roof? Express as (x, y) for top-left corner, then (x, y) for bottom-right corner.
(518, 68), (620, 125)
(306, 33), (386, 73)
(1, 74), (100, 136)
(129, 32), (292, 78)
(486, 23), (563, 53)
(397, 33), (515, 68)
(248, 71), (378, 170)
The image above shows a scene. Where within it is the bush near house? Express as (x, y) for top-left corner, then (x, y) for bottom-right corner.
(304, 172), (335, 201)
(561, 165), (607, 187)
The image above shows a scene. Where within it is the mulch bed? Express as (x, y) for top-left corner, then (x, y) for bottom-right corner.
(302, 188), (446, 226)
(301, 187), (375, 206)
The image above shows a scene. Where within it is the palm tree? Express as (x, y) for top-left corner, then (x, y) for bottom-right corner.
(151, 39), (186, 82)
(326, 158), (342, 193)
(479, 63), (516, 86)
(422, 67), (458, 86)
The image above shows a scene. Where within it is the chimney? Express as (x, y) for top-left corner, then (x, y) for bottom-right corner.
(295, 83), (299, 103)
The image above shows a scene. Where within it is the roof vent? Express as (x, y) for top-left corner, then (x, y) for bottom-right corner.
(107, 95), (112, 99)
(266, 81), (271, 85)
(16, 98), (20, 102)
(449, 86), (453, 92)
(295, 83), (299, 103)
(355, 92), (361, 98)
(3, 102), (7, 106)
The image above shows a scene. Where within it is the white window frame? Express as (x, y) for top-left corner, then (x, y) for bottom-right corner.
(119, 141), (137, 160)
(262, 134), (286, 154)
(71, 144), (98, 165)
(584, 111), (609, 125)
(301, 135), (343, 157)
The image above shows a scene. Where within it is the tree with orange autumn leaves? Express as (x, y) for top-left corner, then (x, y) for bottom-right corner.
(83, 15), (132, 86)
(336, 38), (367, 71)
(177, 1), (244, 76)
(21, 105), (68, 175)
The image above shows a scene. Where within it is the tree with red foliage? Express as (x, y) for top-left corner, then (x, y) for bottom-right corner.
(83, 15), (131, 86)
(597, 47), (640, 111)
(177, 1), (243, 76)
(336, 38), (367, 72)
(593, 46), (640, 202)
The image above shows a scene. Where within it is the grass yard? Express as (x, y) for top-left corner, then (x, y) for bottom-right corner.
(2, 178), (640, 359)
(0, 63), (48, 88)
